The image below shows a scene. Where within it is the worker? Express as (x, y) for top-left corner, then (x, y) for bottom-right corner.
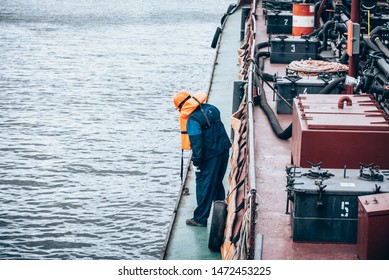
(173, 91), (231, 227)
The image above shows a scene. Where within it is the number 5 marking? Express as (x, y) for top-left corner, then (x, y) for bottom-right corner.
(341, 201), (349, 217)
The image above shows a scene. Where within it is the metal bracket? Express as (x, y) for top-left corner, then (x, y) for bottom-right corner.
(277, 35), (288, 49)
(303, 161), (334, 179)
(318, 73), (333, 84)
(315, 179), (327, 208)
(359, 162), (384, 182)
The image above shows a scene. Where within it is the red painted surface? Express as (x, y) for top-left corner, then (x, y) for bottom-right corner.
(292, 96), (389, 169)
(357, 193), (389, 260)
(292, 3), (314, 36)
(254, 12), (361, 259)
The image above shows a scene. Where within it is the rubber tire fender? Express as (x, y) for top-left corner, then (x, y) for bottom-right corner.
(211, 27), (222, 49)
(208, 200), (228, 251)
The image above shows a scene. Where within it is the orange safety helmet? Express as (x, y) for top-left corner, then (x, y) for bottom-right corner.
(173, 91), (191, 110)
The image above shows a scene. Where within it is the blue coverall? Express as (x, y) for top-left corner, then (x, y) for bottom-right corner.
(186, 103), (231, 225)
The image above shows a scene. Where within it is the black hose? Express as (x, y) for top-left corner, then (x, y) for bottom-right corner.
(318, 20), (334, 53)
(360, 73), (374, 92)
(255, 56), (292, 140)
(376, 58), (389, 78)
(255, 41), (270, 51)
(370, 26), (383, 37)
(361, 26), (385, 54)
(255, 51), (270, 64)
(254, 42), (274, 81)
(316, 53), (332, 62)
(318, 76), (346, 94)
(340, 51), (349, 64)
(307, 26), (322, 38)
(371, 85), (386, 95)
(258, 84), (292, 140)
(261, 72), (275, 82)
(313, 1), (321, 29)
(335, 22), (347, 35)
(373, 36), (389, 59)
(363, 38), (380, 52)
(340, 4), (351, 18)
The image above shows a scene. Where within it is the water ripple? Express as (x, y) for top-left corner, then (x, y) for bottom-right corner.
(0, 0), (230, 259)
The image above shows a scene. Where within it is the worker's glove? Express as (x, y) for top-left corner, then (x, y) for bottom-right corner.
(193, 165), (201, 173)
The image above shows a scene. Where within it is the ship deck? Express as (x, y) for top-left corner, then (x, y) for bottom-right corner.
(162, 2), (359, 260)
(253, 6), (357, 259)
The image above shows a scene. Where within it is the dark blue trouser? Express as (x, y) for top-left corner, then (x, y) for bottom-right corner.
(193, 150), (229, 225)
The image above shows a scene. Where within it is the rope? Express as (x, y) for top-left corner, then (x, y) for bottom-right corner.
(287, 60), (349, 76)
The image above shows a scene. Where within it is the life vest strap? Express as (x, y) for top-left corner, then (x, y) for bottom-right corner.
(192, 96), (212, 129)
(178, 95), (191, 111)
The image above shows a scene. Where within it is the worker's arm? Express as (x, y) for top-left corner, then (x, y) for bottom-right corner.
(186, 117), (203, 167)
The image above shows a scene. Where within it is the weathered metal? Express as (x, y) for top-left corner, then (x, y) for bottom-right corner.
(357, 192), (389, 259)
(291, 95), (389, 169)
(287, 166), (389, 242)
(270, 36), (319, 63)
(266, 10), (292, 34)
(347, 0), (361, 93)
(275, 75), (342, 114)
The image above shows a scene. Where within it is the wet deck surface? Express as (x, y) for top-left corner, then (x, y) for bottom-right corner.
(253, 8), (358, 260)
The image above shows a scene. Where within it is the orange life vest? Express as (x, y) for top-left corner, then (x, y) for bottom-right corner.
(179, 91), (208, 150)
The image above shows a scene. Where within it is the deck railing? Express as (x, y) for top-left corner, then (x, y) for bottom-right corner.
(246, 0), (258, 260)
(223, 0), (259, 260)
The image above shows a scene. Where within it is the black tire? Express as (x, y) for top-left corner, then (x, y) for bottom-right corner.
(211, 27), (222, 49)
(208, 200), (228, 251)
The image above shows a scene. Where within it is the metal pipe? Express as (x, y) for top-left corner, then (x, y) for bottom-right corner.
(347, 0), (360, 93)
(246, 1), (258, 260)
(318, 20), (335, 52)
(376, 58), (389, 78)
(247, 14), (256, 195)
(348, 0), (360, 79)
(351, 0), (361, 23)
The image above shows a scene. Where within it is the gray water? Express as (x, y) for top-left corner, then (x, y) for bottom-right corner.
(0, 0), (232, 259)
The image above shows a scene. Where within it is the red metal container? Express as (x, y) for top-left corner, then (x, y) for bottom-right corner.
(298, 96), (379, 115)
(297, 94), (374, 103)
(292, 95), (389, 169)
(357, 193), (389, 260)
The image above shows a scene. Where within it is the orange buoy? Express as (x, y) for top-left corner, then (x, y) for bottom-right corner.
(292, 3), (315, 36)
